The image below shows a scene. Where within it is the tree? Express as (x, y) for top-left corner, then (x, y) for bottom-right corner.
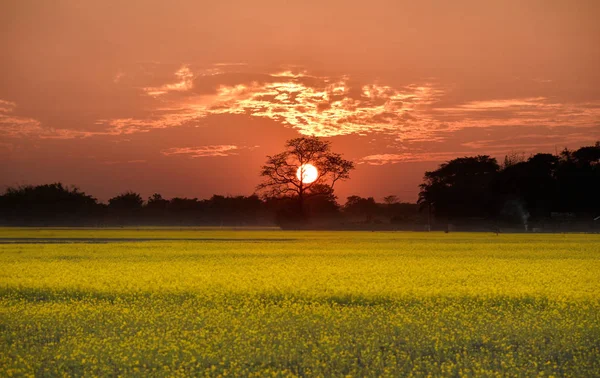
(418, 156), (499, 219)
(343, 196), (379, 222)
(107, 191), (144, 225)
(502, 151), (526, 169)
(0, 183), (99, 225)
(108, 192), (143, 210)
(383, 195), (400, 205)
(493, 153), (559, 220)
(257, 136), (354, 219)
(146, 193), (169, 211)
(304, 185), (340, 219)
(555, 142), (600, 214)
(572, 142), (600, 166)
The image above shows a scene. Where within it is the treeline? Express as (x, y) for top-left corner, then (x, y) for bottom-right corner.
(2, 142), (598, 230)
(419, 142), (600, 231)
(0, 184), (425, 227)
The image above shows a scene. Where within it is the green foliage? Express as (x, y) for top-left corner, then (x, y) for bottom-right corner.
(1, 230), (599, 376)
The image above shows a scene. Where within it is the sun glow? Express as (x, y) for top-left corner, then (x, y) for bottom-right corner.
(296, 164), (318, 184)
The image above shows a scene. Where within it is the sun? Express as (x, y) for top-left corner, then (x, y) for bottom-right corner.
(296, 164), (318, 184)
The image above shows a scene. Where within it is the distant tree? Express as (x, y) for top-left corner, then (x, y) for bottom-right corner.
(555, 142), (600, 214)
(108, 192), (143, 210)
(107, 192), (144, 225)
(502, 151), (526, 169)
(523, 153), (560, 217)
(257, 136), (354, 221)
(493, 153), (559, 220)
(144, 193), (170, 223)
(343, 196), (379, 222)
(167, 197), (201, 224)
(572, 142), (600, 166)
(389, 202), (424, 225)
(147, 193), (168, 208)
(169, 197), (200, 212)
(203, 195), (265, 225)
(304, 185), (340, 218)
(0, 183), (99, 225)
(418, 156), (500, 219)
(419, 144), (600, 227)
(383, 195), (400, 205)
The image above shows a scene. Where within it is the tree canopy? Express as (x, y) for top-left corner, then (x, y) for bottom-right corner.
(257, 136), (354, 210)
(419, 142), (600, 225)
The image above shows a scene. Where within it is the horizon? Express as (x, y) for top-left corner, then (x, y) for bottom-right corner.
(2, 1), (599, 202)
(2, 138), (598, 206)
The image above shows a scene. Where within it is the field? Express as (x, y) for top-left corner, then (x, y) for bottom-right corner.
(1, 229), (599, 377)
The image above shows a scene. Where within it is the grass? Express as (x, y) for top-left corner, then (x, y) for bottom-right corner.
(1, 229), (599, 376)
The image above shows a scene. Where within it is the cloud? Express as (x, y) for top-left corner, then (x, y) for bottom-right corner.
(360, 125), (600, 165)
(459, 129), (598, 150)
(3, 64), (600, 160)
(0, 99), (91, 139)
(0, 100), (42, 136)
(97, 65), (600, 148)
(102, 159), (147, 165)
(432, 97), (600, 129)
(360, 150), (515, 165)
(143, 65), (195, 96)
(160, 145), (247, 158)
(444, 97), (549, 110)
(360, 152), (467, 165)
(97, 65), (446, 139)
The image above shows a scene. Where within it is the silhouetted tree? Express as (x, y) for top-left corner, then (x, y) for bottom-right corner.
(383, 195), (399, 205)
(381, 195), (424, 223)
(107, 191), (143, 224)
(147, 193), (169, 210)
(555, 142), (600, 214)
(419, 142), (600, 229)
(387, 202), (423, 224)
(493, 153), (559, 221)
(108, 192), (143, 210)
(304, 185), (340, 219)
(257, 136), (354, 223)
(145, 193), (169, 222)
(0, 183), (99, 225)
(167, 197), (201, 224)
(343, 196), (379, 222)
(418, 156), (500, 220)
(502, 151), (526, 169)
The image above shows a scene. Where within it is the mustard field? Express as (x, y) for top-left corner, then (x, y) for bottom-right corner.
(1, 229), (599, 376)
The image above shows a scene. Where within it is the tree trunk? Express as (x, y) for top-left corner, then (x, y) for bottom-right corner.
(297, 181), (309, 225)
(298, 185), (305, 219)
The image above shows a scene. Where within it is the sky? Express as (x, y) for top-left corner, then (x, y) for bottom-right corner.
(1, 0), (599, 203)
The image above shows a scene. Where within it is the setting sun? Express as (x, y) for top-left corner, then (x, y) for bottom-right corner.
(296, 164), (318, 184)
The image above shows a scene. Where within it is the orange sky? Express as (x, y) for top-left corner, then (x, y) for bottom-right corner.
(1, 0), (599, 202)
